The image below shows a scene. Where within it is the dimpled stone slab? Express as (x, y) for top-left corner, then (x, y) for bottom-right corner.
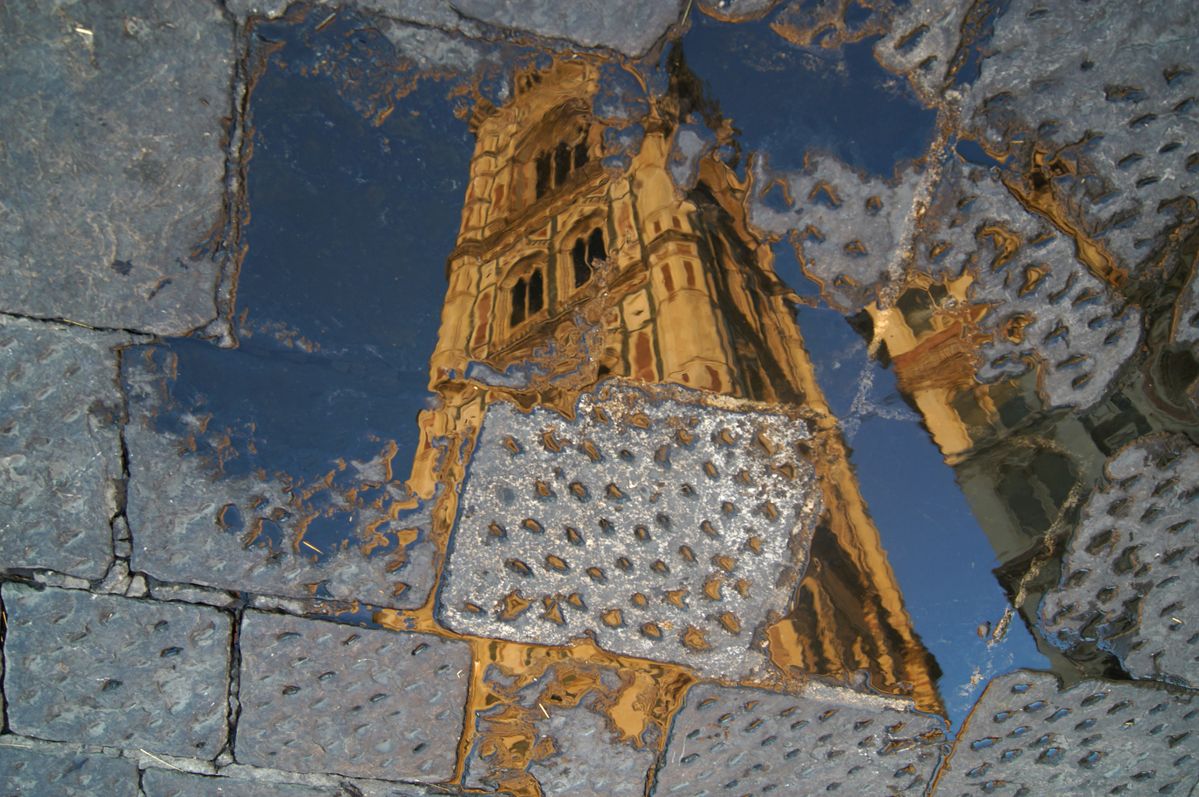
(438, 381), (823, 680)
(1, 584), (231, 757)
(933, 671), (1199, 797)
(0, 0), (232, 335)
(652, 683), (945, 796)
(1040, 435), (1199, 687)
(0, 744), (137, 797)
(0, 317), (127, 579)
(142, 769), (333, 797)
(235, 611), (471, 781)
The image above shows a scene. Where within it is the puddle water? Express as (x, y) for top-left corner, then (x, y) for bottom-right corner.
(131, 2), (1199, 794)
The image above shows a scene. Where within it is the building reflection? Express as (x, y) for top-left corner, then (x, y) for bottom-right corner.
(400, 52), (942, 719)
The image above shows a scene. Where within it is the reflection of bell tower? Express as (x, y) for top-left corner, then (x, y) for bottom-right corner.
(409, 57), (942, 713)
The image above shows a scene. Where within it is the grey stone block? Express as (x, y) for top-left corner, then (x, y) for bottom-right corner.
(1041, 434), (1199, 688)
(448, 0), (684, 57)
(1, 584), (232, 758)
(235, 611), (471, 781)
(933, 670), (1199, 797)
(0, 0), (232, 335)
(0, 318), (127, 579)
(0, 743), (138, 797)
(653, 683), (945, 796)
(463, 662), (656, 796)
(438, 381), (823, 680)
(143, 768), (332, 797)
(123, 348), (437, 609)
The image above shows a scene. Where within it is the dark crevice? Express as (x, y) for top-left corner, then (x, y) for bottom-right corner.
(0, 309), (158, 339)
(0, 585), (8, 734)
(219, 607), (243, 766)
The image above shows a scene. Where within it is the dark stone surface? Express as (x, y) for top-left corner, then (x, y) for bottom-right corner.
(653, 683), (945, 796)
(0, 743), (138, 797)
(449, 0), (684, 56)
(1, 584), (232, 758)
(0, 318), (127, 579)
(143, 768), (333, 797)
(0, 0), (232, 335)
(934, 670), (1199, 796)
(235, 611), (472, 781)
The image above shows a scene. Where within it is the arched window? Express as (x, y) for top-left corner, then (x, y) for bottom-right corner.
(554, 141), (571, 187)
(535, 153), (552, 199)
(570, 228), (607, 288)
(509, 266), (546, 328)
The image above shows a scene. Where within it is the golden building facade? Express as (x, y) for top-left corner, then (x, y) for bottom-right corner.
(403, 57), (941, 717)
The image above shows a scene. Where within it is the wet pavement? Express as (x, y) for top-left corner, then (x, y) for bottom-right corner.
(1, 1), (1197, 795)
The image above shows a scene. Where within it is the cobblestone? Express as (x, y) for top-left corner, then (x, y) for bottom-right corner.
(438, 382), (823, 680)
(1, 584), (232, 759)
(653, 683), (945, 796)
(0, 0), (233, 335)
(143, 768), (335, 797)
(934, 670), (1199, 796)
(235, 611), (471, 781)
(0, 317), (128, 580)
(0, 742), (138, 797)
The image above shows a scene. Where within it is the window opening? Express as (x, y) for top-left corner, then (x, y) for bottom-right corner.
(527, 268), (544, 314)
(510, 278), (527, 326)
(535, 153), (552, 199)
(587, 228), (606, 264)
(554, 141), (571, 188)
(573, 140), (588, 169)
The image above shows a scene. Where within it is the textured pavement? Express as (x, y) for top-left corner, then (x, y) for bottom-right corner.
(1, 0), (1197, 795)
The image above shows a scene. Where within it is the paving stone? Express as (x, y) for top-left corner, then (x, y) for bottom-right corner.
(463, 662), (657, 796)
(1040, 434), (1199, 687)
(933, 670), (1199, 797)
(235, 611), (471, 781)
(0, 318), (127, 580)
(0, 743), (138, 797)
(959, 0), (1199, 272)
(652, 683), (945, 796)
(0, 0), (233, 335)
(1, 584), (232, 758)
(143, 768), (333, 797)
(123, 348), (437, 609)
(437, 381), (824, 680)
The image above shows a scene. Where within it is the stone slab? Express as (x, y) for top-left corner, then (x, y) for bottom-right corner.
(0, 318), (127, 579)
(235, 611), (472, 781)
(1041, 434), (1199, 687)
(143, 768), (332, 797)
(123, 346), (437, 609)
(934, 670), (1199, 797)
(1, 584), (232, 758)
(0, 743), (138, 797)
(0, 0), (232, 335)
(438, 381), (823, 680)
(653, 683), (945, 796)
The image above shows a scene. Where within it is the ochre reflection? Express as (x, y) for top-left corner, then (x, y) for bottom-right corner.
(385, 54), (942, 794)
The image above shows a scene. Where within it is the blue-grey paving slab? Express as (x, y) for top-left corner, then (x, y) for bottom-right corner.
(123, 345), (438, 610)
(652, 683), (945, 796)
(143, 768), (334, 797)
(932, 670), (1199, 797)
(235, 611), (471, 781)
(438, 381), (823, 681)
(0, 0), (232, 336)
(0, 743), (138, 797)
(0, 318), (127, 580)
(1, 584), (232, 758)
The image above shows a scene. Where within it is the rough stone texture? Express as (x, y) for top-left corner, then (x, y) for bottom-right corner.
(448, 0), (684, 57)
(124, 349), (437, 609)
(235, 611), (471, 781)
(933, 670), (1199, 796)
(916, 161), (1142, 411)
(1040, 434), (1199, 688)
(438, 381), (823, 680)
(749, 155), (926, 313)
(959, 0), (1199, 272)
(0, 317), (127, 579)
(872, 0), (968, 105)
(653, 683), (945, 796)
(143, 768), (334, 797)
(1, 584), (231, 758)
(228, 0), (681, 57)
(0, 0), (232, 335)
(1172, 264), (1199, 347)
(463, 662), (657, 796)
(0, 743), (138, 797)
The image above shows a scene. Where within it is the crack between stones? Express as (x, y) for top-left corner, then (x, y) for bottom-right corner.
(0, 310), (157, 340)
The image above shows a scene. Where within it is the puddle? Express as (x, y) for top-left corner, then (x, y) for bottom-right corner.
(128, 1), (1199, 794)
